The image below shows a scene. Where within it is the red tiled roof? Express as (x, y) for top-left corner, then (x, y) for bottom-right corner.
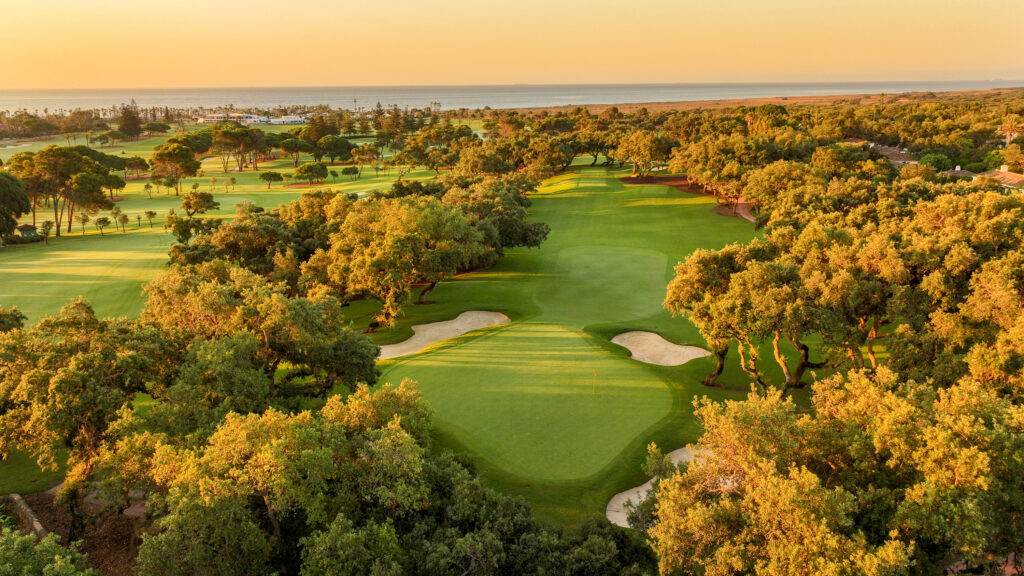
(977, 169), (1024, 188)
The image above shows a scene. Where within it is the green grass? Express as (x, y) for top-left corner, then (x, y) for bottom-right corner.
(0, 451), (63, 495)
(1, 143), (438, 323)
(1, 154), (775, 527)
(366, 166), (766, 524)
(384, 321), (673, 481)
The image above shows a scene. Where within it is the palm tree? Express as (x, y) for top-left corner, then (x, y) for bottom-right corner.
(998, 115), (1022, 147)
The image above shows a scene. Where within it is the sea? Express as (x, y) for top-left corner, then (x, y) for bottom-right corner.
(0, 81), (1021, 114)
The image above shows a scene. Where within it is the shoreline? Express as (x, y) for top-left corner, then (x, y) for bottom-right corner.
(513, 86), (1024, 114)
(2, 85), (1022, 117)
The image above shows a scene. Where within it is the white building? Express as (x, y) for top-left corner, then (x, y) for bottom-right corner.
(269, 115), (305, 125)
(196, 113), (228, 124)
(229, 113), (270, 124)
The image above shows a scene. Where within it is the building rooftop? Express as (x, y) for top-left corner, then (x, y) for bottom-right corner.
(976, 166), (1024, 188)
(940, 167), (977, 179)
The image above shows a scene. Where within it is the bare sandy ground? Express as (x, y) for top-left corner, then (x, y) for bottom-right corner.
(516, 87), (1024, 114)
(713, 201), (756, 223)
(611, 331), (711, 366)
(378, 311), (510, 360)
(605, 447), (700, 527)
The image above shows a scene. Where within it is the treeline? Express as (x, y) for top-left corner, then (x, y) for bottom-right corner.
(635, 100), (1024, 574)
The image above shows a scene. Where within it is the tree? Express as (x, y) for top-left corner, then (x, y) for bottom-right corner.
(0, 172), (30, 244)
(5, 146), (113, 236)
(0, 300), (159, 538)
(142, 121), (171, 135)
(341, 166), (359, 180)
(110, 206), (123, 231)
(125, 155), (149, 177)
(259, 171), (284, 189)
(280, 138), (314, 168)
(74, 211), (90, 235)
(0, 527), (98, 576)
(39, 220), (54, 244)
(615, 130), (672, 177)
(227, 176), (236, 191)
(330, 169), (339, 183)
(650, 366), (1024, 575)
(150, 143), (201, 195)
(94, 216), (111, 235)
(0, 306), (27, 332)
(144, 182), (154, 198)
(997, 114), (1022, 147)
(350, 144), (379, 177)
(117, 105), (143, 140)
(317, 135), (353, 164)
(316, 196), (487, 324)
(294, 162), (328, 185)
(117, 213), (129, 232)
(141, 262), (379, 400)
(101, 129), (128, 147)
(144, 210), (157, 228)
(180, 190), (220, 217)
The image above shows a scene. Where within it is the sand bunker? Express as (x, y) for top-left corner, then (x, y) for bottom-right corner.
(611, 331), (710, 366)
(606, 447), (700, 527)
(378, 311), (510, 360)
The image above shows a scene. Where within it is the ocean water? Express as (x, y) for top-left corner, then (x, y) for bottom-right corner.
(0, 81), (1020, 113)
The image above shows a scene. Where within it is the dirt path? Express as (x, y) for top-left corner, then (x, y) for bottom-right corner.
(611, 331), (710, 366)
(378, 311), (510, 359)
(605, 447), (699, 527)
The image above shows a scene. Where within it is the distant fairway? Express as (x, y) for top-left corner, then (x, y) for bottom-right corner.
(373, 166), (762, 524)
(0, 130), (436, 323)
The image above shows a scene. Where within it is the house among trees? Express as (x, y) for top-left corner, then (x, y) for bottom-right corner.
(15, 224), (38, 239)
(975, 164), (1024, 189)
(940, 165), (977, 179)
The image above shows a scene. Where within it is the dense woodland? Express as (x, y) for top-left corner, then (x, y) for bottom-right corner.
(2, 89), (1024, 574)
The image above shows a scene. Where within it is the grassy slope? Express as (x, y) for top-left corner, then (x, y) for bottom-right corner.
(371, 167), (766, 524)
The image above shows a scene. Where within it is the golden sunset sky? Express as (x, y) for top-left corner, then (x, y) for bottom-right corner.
(4, 0), (1023, 89)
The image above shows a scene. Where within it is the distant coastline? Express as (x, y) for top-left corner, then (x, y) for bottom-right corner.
(515, 87), (1024, 114)
(0, 81), (1021, 113)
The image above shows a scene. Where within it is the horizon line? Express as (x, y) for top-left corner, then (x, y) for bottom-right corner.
(4, 79), (1024, 93)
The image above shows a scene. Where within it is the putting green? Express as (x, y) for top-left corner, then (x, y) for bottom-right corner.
(385, 321), (672, 481)
(537, 246), (668, 324)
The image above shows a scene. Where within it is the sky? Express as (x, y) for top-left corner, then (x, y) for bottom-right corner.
(3, 0), (1024, 89)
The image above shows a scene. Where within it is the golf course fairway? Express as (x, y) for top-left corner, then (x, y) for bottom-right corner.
(373, 166), (759, 524)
